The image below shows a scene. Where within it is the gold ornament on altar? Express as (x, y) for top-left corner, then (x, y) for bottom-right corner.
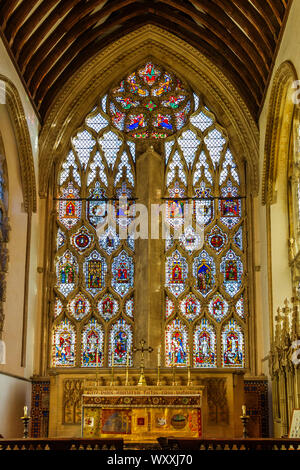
(133, 339), (153, 386)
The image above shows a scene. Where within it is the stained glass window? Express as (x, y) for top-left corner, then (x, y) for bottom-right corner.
(164, 86), (247, 369)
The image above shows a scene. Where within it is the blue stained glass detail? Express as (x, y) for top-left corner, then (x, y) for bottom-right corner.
(111, 250), (134, 298)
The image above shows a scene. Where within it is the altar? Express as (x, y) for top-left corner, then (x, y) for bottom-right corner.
(81, 385), (206, 443)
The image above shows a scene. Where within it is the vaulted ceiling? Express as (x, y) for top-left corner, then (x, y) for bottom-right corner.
(0, 0), (292, 122)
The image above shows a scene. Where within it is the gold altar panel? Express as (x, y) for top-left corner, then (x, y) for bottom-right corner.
(82, 407), (201, 442)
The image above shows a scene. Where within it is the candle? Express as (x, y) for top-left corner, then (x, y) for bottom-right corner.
(112, 349), (114, 367)
(24, 406), (28, 418)
(187, 351), (190, 367)
(157, 346), (161, 367)
(242, 405), (246, 416)
(126, 351), (129, 367)
(96, 349), (98, 365)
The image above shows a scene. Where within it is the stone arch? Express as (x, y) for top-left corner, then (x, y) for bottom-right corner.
(0, 75), (37, 213)
(262, 61), (298, 206)
(39, 24), (259, 198)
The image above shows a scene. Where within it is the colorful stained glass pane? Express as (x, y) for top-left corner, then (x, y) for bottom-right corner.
(68, 292), (90, 321)
(58, 182), (81, 230)
(98, 293), (119, 322)
(87, 182), (107, 228)
(71, 226), (94, 253)
(109, 319), (133, 366)
(52, 319), (75, 367)
(165, 296), (175, 319)
(111, 250), (134, 297)
(138, 63), (161, 86)
(110, 103), (125, 131)
(126, 114), (147, 132)
(125, 298), (134, 318)
(144, 100), (157, 111)
(193, 319), (216, 368)
(206, 225), (227, 254)
(208, 293), (229, 323)
(165, 250), (188, 298)
(162, 95), (185, 109)
(193, 251), (216, 297)
(84, 251), (107, 296)
(236, 295), (245, 320)
(180, 226), (204, 254)
(56, 250), (78, 297)
(166, 199), (186, 228)
(220, 250), (243, 297)
(54, 298), (63, 318)
(175, 101), (191, 129)
(81, 319), (104, 367)
(153, 114), (173, 131)
(152, 73), (172, 97)
(98, 226), (120, 255)
(127, 72), (148, 96)
(57, 228), (66, 250)
(219, 181), (241, 229)
(194, 184), (214, 226)
(222, 319), (244, 368)
(165, 318), (188, 367)
(179, 293), (201, 321)
(115, 96), (139, 110)
(233, 226), (243, 251)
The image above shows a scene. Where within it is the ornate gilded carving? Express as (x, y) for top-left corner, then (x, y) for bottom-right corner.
(63, 379), (84, 424)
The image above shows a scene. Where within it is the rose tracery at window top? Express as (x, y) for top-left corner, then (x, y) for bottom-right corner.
(108, 62), (193, 139)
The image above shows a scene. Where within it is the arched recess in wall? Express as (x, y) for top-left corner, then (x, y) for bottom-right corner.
(38, 25), (259, 376)
(0, 75), (37, 214)
(262, 61), (298, 342)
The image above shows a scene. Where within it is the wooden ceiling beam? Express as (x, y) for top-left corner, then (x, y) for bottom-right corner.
(4, 0), (40, 45)
(22, 0), (117, 83)
(34, 6), (261, 113)
(245, 0), (281, 33)
(263, 0), (284, 24)
(18, 0), (83, 72)
(12, 0), (58, 59)
(39, 14), (258, 121)
(229, 0), (276, 49)
(210, 0), (274, 58)
(0, 0), (19, 30)
(160, 0), (268, 81)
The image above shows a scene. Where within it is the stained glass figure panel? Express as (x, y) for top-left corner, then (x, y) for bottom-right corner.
(81, 319), (104, 367)
(193, 319), (217, 368)
(84, 250), (107, 297)
(98, 293), (119, 322)
(165, 318), (188, 367)
(52, 319), (75, 367)
(179, 293), (201, 321)
(165, 250), (188, 298)
(58, 183), (81, 230)
(109, 319), (133, 366)
(111, 250), (134, 298)
(208, 293), (229, 323)
(219, 181), (241, 229)
(56, 250), (78, 297)
(220, 250), (243, 298)
(222, 319), (244, 368)
(68, 292), (90, 321)
(193, 250), (216, 298)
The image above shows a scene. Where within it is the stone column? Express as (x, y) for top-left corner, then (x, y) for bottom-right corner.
(135, 146), (164, 368)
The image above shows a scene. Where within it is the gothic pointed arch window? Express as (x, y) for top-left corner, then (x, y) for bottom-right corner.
(50, 61), (248, 370)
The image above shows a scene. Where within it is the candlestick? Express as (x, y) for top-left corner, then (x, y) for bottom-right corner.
(157, 346), (161, 386)
(187, 352), (192, 386)
(110, 349), (115, 386)
(21, 408), (30, 439)
(125, 351), (129, 386)
(157, 346), (161, 368)
(24, 406), (28, 418)
(242, 405), (246, 416)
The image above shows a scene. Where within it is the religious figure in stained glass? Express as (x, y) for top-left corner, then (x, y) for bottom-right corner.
(208, 293), (229, 323)
(52, 319), (75, 367)
(81, 319), (104, 367)
(193, 319), (216, 368)
(68, 292), (90, 321)
(56, 251), (78, 297)
(193, 251), (215, 297)
(84, 251), (107, 297)
(111, 250), (134, 297)
(165, 319), (188, 367)
(98, 294), (119, 322)
(220, 250), (243, 297)
(179, 294), (201, 321)
(222, 320), (244, 368)
(58, 183), (81, 230)
(109, 319), (133, 366)
(166, 250), (188, 298)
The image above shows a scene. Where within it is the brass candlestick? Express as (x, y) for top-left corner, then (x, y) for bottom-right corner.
(133, 339), (153, 387)
(240, 406), (250, 438)
(156, 365), (161, 386)
(187, 365), (193, 386)
(172, 362), (178, 386)
(125, 353), (129, 386)
(21, 416), (31, 439)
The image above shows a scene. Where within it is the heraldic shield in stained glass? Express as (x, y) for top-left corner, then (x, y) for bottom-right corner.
(52, 319), (75, 367)
(98, 293), (119, 322)
(193, 251), (215, 297)
(193, 318), (217, 368)
(71, 226), (94, 253)
(166, 250), (188, 298)
(109, 319), (132, 366)
(84, 250), (107, 297)
(81, 319), (104, 367)
(111, 250), (134, 298)
(165, 318), (188, 367)
(207, 225), (228, 254)
(56, 250), (78, 297)
(222, 319), (244, 368)
(58, 182), (81, 230)
(220, 250), (243, 297)
(68, 292), (90, 321)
